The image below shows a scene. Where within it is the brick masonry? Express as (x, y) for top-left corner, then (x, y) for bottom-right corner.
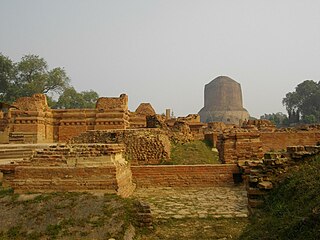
(131, 164), (239, 188)
(71, 129), (171, 165)
(2, 143), (136, 197)
(260, 131), (320, 151)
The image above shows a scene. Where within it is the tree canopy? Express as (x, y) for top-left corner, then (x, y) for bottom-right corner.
(283, 80), (320, 124)
(0, 53), (99, 109)
(53, 87), (99, 109)
(260, 112), (288, 127)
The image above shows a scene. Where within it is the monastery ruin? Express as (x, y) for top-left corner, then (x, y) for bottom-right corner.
(0, 76), (320, 216)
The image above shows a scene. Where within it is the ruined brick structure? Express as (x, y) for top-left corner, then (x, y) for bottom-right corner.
(217, 121), (320, 164)
(0, 94), (159, 144)
(129, 103), (156, 129)
(70, 129), (171, 165)
(239, 145), (320, 214)
(2, 143), (136, 197)
(199, 76), (250, 124)
(218, 129), (264, 164)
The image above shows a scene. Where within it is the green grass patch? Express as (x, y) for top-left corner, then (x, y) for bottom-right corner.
(167, 140), (220, 165)
(240, 156), (320, 240)
(0, 186), (14, 197)
(45, 224), (62, 239)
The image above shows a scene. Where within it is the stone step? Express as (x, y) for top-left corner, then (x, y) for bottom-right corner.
(0, 158), (25, 165)
(0, 144), (54, 150)
(0, 150), (34, 160)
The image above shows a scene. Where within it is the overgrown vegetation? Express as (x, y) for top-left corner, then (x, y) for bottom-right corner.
(240, 156), (320, 240)
(168, 140), (220, 165)
(138, 217), (248, 240)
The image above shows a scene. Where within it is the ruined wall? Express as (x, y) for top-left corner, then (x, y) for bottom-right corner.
(131, 164), (239, 188)
(2, 94), (132, 143)
(4, 143), (135, 197)
(71, 129), (171, 165)
(95, 94), (129, 131)
(218, 130), (264, 164)
(0, 113), (9, 143)
(239, 146), (320, 214)
(53, 110), (95, 142)
(129, 103), (156, 129)
(217, 126), (320, 164)
(260, 131), (320, 151)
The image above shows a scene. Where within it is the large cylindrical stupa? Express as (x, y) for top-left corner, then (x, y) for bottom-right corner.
(198, 76), (250, 124)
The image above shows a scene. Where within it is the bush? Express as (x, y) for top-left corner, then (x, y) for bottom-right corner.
(240, 156), (320, 240)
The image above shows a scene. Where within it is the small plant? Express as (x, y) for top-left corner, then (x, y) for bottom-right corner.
(0, 187), (14, 197)
(45, 224), (62, 239)
(26, 231), (42, 240)
(7, 226), (22, 239)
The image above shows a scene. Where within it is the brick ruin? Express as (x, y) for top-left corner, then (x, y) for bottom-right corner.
(0, 94), (160, 144)
(3, 143), (136, 197)
(216, 120), (320, 164)
(239, 145), (320, 214)
(0, 93), (320, 207)
(70, 129), (171, 165)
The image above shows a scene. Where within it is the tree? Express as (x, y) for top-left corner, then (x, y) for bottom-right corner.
(0, 54), (14, 101)
(0, 53), (70, 103)
(54, 87), (99, 109)
(283, 80), (320, 124)
(260, 112), (289, 127)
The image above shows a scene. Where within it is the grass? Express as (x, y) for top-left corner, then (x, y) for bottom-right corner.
(239, 156), (320, 240)
(167, 140), (220, 165)
(137, 217), (248, 240)
(0, 185), (139, 240)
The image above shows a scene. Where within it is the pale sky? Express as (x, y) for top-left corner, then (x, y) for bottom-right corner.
(1, 0), (320, 118)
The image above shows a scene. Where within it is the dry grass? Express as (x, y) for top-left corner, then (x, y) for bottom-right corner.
(138, 217), (248, 240)
(167, 140), (220, 165)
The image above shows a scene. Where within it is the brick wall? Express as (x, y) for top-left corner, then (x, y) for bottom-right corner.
(218, 131), (264, 164)
(71, 129), (171, 165)
(5, 143), (136, 197)
(131, 164), (239, 187)
(260, 131), (320, 151)
(2, 94), (133, 143)
(12, 166), (118, 193)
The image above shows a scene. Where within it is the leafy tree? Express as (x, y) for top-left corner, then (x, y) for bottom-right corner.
(0, 53), (70, 103)
(283, 80), (320, 124)
(54, 87), (99, 109)
(0, 53), (100, 109)
(260, 112), (289, 127)
(0, 54), (15, 101)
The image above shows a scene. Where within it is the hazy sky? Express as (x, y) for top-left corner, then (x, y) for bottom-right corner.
(1, 0), (320, 118)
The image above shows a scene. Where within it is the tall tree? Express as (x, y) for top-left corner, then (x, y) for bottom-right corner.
(260, 112), (289, 127)
(54, 87), (99, 109)
(283, 80), (320, 124)
(0, 54), (15, 101)
(0, 53), (70, 103)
